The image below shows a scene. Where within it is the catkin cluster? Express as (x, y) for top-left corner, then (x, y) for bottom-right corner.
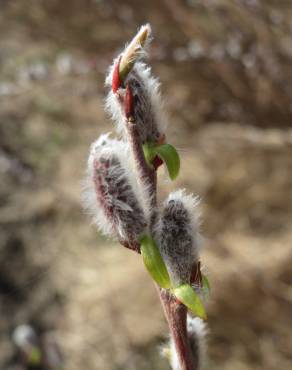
(83, 24), (208, 370)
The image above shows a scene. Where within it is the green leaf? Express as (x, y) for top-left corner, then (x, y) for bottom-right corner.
(202, 275), (211, 293)
(142, 143), (156, 167)
(172, 284), (207, 320)
(142, 142), (180, 180)
(140, 235), (171, 289)
(154, 144), (180, 180)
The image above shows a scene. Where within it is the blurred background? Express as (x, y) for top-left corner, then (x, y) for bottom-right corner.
(1, 0), (292, 369)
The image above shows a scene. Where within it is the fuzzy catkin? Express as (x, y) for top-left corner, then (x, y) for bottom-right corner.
(105, 59), (166, 144)
(83, 134), (147, 245)
(157, 189), (201, 286)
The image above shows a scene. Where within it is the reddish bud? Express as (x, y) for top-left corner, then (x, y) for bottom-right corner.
(125, 82), (134, 121)
(112, 57), (122, 93)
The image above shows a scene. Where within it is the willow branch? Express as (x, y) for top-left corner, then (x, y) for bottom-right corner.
(125, 120), (195, 370)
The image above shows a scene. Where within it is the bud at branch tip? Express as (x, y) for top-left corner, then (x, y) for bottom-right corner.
(119, 24), (152, 83)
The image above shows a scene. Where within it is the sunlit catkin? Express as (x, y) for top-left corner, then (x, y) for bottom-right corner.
(105, 24), (166, 144)
(83, 134), (147, 249)
(157, 189), (201, 286)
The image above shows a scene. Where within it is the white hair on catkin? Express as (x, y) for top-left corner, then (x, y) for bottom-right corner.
(87, 134), (152, 222)
(104, 75), (125, 136)
(168, 316), (207, 370)
(104, 25), (167, 143)
(105, 62), (167, 142)
(166, 189), (202, 240)
(133, 61), (167, 141)
(82, 133), (147, 241)
(156, 189), (202, 286)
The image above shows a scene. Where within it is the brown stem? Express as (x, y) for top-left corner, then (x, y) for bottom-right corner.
(126, 120), (156, 199)
(160, 289), (195, 370)
(125, 117), (195, 369)
(126, 119), (158, 230)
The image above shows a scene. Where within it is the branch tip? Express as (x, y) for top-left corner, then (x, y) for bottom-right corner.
(119, 24), (152, 82)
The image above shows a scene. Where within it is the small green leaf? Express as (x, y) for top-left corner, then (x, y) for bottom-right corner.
(172, 284), (207, 320)
(142, 143), (156, 167)
(202, 275), (211, 293)
(142, 142), (180, 180)
(154, 144), (180, 180)
(140, 235), (171, 289)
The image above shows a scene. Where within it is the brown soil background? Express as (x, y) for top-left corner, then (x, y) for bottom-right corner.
(0, 1), (292, 369)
